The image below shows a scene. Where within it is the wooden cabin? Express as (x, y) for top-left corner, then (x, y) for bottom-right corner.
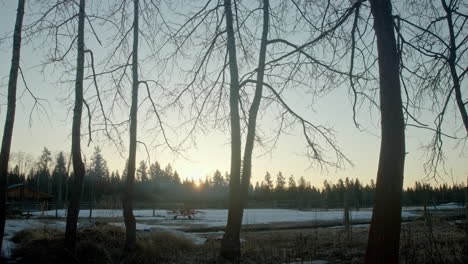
(7, 184), (53, 201)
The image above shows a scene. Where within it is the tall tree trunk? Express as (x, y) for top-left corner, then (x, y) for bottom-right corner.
(241, 0), (268, 209)
(122, 0), (139, 251)
(464, 176), (468, 256)
(0, 0), (25, 254)
(219, 0), (243, 260)
(365, 0), (406, 263)
(65, 0), (86, 250)
(58, 172), (62, 202)
(441, 0), (468, 134)
(220, 0), (269, 261)
(344, 191), (351, 241)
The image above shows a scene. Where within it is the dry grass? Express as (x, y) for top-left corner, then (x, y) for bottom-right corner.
(11, 226), (63, 244)
(130, 231), (199, 263)
(11, 223), (201, 264)
(239, 227), (368, 263)
(10, 218), (467, 263)
(399, 217), (466, 264)
(12, 223), (124, 264)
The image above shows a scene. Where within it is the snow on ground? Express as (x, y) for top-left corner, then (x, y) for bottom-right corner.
(1, 219), (65, 258)
(403, 203), (465, 211)
(431, 202), (464, 210)
(108, 222), (206, 245)
(3, 207), (423, 257)
(32, 208), (419, 227)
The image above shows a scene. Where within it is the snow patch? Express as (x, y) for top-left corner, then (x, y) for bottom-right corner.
(1, 219), (65, 258)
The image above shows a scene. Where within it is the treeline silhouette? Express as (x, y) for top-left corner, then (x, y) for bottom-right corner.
(6, 147), (465, 208)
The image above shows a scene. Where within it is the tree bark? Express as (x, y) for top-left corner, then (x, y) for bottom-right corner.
(65, 0), (86, 250)
(464, 176), (468, 256)
(219, 0), (243, 261)
(122, 0), (139, 251)
(0, 0), (25, 254)
(365, 0), (406, 263)
(220, 0), (269, 261)
(344, 191), (351, 240)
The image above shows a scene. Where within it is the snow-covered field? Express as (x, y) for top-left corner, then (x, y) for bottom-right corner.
(3, 204), (461, 258)
(31, 208), (419, 227)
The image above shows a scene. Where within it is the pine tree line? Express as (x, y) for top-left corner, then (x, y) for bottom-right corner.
(6, 147), (465, 208)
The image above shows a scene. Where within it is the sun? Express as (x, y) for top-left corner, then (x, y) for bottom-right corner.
(180, 165), (207, 184)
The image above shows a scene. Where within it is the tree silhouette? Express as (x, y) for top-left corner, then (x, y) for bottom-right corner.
(65, 0), (87, 250)
(365, 0), (406, 262)
(51, 152), (67, 202)
(394, 0), (467, 177)
(0, 0), (25, 253)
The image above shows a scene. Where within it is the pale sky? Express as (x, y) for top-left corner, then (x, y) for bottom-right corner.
(0, 0), (466, 188)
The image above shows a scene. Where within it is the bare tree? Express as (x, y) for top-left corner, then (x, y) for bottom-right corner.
(9, 0), (110, 249)
(218, 0), (243, 259)
(65, 0), (86, 250)
(0, 0), (25, 254)
(220, 0), (269, 259)
(160, 1), (356, 261)
(84, 0), (173, 252)
(365, 0), (406, 262)
(394, 0), (467, 177)
(122, 0), (139, 251)
(440, 0), (468, 133)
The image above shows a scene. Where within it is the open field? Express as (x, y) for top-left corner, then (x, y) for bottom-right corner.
(4, 216), (467, 263)
(2, 203), (466, 263)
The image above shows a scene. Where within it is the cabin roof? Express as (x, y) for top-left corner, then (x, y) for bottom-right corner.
(7, 183), (53, 199)
(8, 183), (25, 189)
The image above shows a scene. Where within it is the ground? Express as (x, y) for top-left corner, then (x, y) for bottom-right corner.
(1, 203), (467, 263)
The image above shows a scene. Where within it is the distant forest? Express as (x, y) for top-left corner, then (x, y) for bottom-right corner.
(6, 147), (465, 208)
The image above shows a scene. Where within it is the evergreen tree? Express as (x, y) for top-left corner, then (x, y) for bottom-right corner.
(36, 147), (52, 193)
(136, 161), (148, 182)
(173, 170), (181, 185)
(288, 175), (297, 201)
(213, 170), (224, 187)
(87, 147), (110, 200)
(264, 171), (273, 191)
(149, 161), (162, 185)
(275, 171), (286, 192)
(275, 171), (286, 200)
(51, 152), (67, 201)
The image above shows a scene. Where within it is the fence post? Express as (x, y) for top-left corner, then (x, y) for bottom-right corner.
(55, 202), (58, 218)
(153, 204), (155, 217)
(89, 201), (93, 219)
